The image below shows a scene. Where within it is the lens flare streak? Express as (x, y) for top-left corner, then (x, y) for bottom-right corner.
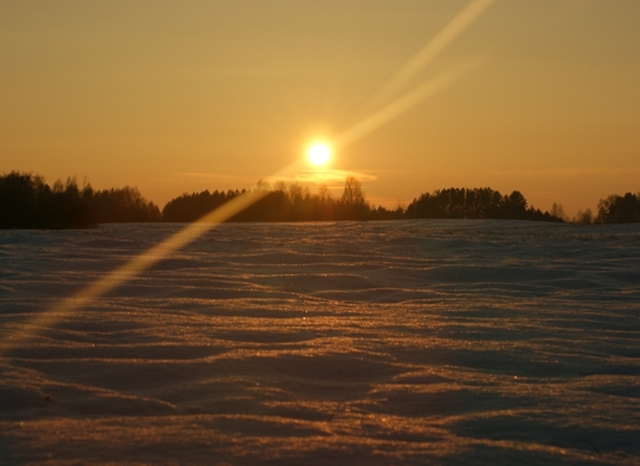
(335, 58), (481, 149)
(366, 0), (494, 111)
(1, 0), (494, 355)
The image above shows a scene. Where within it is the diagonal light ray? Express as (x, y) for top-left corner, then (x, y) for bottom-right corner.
(366, 0), (494, 111)
(335, 57), (481, 149)
(1, 2), (493, 357)
(1, 58), (475, 355)
(0, 165), (298, 357)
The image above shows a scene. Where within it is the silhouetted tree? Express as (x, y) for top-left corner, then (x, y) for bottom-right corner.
(550, 203), (569, 222)
(501, 190), (528, 219)
(339, 176), (370, 220)
(86, 186), (161, 223)
(470, 188), (503, 218)
(596, 193), (639, 223)
(312, 185), (336, 221)
(49, 177), (92, 228)
(573, 208), (593, 224)
(162, 190), (233, 222)
(0, 172), (46, 228)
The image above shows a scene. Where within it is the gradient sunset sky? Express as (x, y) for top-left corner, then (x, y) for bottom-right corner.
(2, 0), (639, 216)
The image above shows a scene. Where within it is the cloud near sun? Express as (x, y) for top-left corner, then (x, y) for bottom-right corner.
(292, 168), (377, 185)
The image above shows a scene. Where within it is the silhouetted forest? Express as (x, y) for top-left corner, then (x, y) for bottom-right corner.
(163, 181), (563, 223)
(595, 193), (640, 223)
(163, 177), (379, 222)
(0, 172), (160, 229)
(405, 187), (561, 222)
(2, 170), (637, 229)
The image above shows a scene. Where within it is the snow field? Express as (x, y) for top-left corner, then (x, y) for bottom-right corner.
(1, 220), (639, 464)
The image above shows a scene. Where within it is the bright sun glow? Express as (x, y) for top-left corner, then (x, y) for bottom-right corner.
(307, 142), (331, 166)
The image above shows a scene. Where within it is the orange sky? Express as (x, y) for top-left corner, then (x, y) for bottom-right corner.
(1, 1), (639, 216)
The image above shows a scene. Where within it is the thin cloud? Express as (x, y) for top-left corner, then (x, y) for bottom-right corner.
(488, 167), (640, 177)
(275, 168), (377, 184)
(175, 172), (257, 186)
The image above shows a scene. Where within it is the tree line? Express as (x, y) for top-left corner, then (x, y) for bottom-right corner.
(1, 171), (638, 229)
(0, 172), (160, 229)
(162, 177), (378, 222)
(405, 188), (559, 222)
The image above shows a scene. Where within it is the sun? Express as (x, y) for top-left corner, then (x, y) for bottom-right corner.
(307, 142), (332, 166)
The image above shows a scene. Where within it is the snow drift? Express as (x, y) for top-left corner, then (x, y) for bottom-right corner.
(1, 220), (639, 464)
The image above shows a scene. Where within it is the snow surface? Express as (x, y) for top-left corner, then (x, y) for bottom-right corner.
(1, 220), (639, 465)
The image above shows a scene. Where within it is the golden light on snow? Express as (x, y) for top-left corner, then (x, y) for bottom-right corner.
(306, 142), (332, 167)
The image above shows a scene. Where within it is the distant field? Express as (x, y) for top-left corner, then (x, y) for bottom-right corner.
(1, 220), (639, 465)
